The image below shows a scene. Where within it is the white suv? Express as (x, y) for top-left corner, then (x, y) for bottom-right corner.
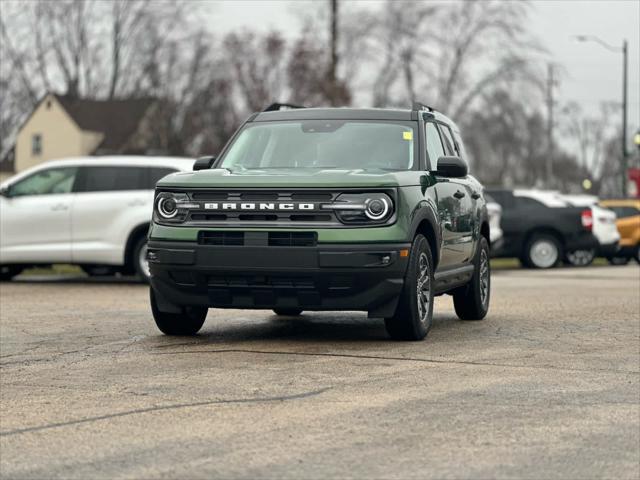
(0, 156), (194, 281)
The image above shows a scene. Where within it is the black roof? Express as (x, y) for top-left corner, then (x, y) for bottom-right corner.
(253, 108), (417, 122)
(55, 95), (156, 151)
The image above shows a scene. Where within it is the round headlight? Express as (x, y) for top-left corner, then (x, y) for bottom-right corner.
(365, 197), (390, 220)
(158, 196), (178, 218)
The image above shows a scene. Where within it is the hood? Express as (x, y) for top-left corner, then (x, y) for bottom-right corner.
(157, 168), (422, 189)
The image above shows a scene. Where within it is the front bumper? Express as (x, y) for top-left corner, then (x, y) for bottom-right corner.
(148, 240), (411, 317)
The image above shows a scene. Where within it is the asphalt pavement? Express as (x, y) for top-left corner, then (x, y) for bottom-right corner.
(1, 265), (639, 479)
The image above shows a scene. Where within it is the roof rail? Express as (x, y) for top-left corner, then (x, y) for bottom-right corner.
(263, 102), (306, 112)
(411, 101), (435, 112)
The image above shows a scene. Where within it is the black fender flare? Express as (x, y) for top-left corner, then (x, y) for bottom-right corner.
(409, 202), (442, 268)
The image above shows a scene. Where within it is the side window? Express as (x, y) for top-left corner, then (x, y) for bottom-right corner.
(425, 122), (445, 168)
(32, 134), (42, 156)
(439, 125), (459, 156)
(9, 167), (78, 197)
(77, 167), (148, 192)
(148, 168), (178, 189)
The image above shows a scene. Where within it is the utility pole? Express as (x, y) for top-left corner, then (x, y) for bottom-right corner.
(545, 63), (555, 188)
(575, 35), (629, 197)
(328, 0), (339, 106)
(622, 39), (628, 196)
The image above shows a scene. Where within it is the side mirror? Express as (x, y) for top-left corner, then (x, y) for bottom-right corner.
(0, 185), (11, 198)
(193, 156), (216, 171)
(436, 156), (468, 178)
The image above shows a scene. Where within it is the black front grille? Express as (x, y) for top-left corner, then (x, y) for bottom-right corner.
(198, 231), (244, 246)
(181, 189), (343, 226)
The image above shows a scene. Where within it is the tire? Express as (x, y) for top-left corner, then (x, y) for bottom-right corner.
(133, 237), (150, 283)
(150, 289), (207, 335)
(272, 308), (303, 316)
(522, 233), (562, 269)
(81, 265), (117, 277)
(607, 256), (630, 266)
(453, 236), (491, 321)
(384, 234), (434, 341)
(634, 245), (640, 265)
(564, 249), (596, 267)
(0, 265), (22, 282)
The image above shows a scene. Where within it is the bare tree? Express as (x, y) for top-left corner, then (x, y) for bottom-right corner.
(223, 30), (287, 112)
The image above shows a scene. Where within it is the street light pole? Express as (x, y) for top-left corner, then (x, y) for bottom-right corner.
(575, 35), (629, 196)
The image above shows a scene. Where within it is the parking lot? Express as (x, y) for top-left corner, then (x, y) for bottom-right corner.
(1, 265), (639, 479)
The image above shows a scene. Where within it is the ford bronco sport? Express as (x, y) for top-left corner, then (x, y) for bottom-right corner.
(147, 103), (491, 340)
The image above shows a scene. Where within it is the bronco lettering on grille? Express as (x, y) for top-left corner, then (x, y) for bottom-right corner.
(203, 202), (316, 211)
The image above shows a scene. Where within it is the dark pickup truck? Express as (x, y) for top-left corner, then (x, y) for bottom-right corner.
(487, 189), (598, 268)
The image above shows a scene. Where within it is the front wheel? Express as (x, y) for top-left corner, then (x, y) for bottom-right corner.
(453, 236), (491, 321)
(384, 234), (434, 341)
(634, 245), (640, 265)
(522, 234), (562, 269)
(564, 249), (596, 267)
(150, 289), (207, 335)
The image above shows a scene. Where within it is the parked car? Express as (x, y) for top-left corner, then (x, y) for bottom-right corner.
(147, 103), (491, 340)
(486, 189), (599, 268)
(0, 156), (194, 281)
(485, 194), (503, 253)
(599, 199), (640, 265)
(557, 194), (620, 266)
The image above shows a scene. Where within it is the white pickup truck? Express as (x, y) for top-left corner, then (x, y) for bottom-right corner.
(0, 156), (194, 281)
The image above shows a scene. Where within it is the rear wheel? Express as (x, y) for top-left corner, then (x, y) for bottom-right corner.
(634, 245), (640, 265)
(564, 249), (596, 267)
(0, 265), (22, 282)
(453, 236), (490, 321)
(522, 234), (561, 269)
(150, 289), (207, 335)
(272, 308), (303, 316)
(133, 237), (150, 282)
(384, 234), (434, 341)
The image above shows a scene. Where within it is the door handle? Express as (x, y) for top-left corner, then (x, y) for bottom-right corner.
(51, 204), (68, 211)
(453, 190), (465, 199)
(471, 191), (481, 199)
(127, 200), (146, 207)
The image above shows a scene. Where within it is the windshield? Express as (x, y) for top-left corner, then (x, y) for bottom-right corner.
(219, 120), (417, 171)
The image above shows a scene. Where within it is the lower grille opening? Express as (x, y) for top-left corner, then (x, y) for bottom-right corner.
(268, 232), (317, 247)
(198, 231), (244, 246)
(208, 275), (316, 289)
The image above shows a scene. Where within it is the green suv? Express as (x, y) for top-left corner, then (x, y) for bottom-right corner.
(147, 103), (491, 340)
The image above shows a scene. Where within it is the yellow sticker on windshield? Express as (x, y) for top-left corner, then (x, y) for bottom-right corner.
(403, 131), (413, 140)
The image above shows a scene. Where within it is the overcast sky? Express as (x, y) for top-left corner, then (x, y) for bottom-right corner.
(208, 0), (640, 132)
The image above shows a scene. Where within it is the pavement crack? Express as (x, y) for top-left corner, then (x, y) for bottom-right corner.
(152, 348), (640, 375)
(0, 387), (331, 438)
